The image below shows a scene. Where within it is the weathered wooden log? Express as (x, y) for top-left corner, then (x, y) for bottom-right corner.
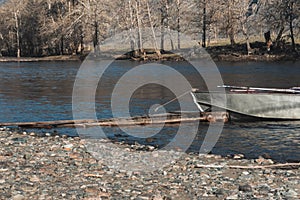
(0, 112), (228, 129)
(0, 119), (98, 127)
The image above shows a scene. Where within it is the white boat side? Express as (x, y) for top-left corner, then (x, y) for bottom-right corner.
(192, 91), (300, 120)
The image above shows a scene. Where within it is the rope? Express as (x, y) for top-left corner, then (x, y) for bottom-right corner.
(154, 90), (193, 112)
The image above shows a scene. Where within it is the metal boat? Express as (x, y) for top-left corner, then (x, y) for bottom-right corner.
(191, 85), (300, 120)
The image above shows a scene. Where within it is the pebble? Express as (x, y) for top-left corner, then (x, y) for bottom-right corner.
(258, 184), (270, 193)
(226, 194), (238, 200)
(29, 176), (40, 182)
(242, 171), (250, 176)
(63, 144), (74, 151)
(29, 132), (35, 136)
(239, 184), (252, 192)
(0, 129), (299, 199)
(147, 146), (155, 151)
(214, 188), (226, 197)
(45, 133), (51, 137)
(255, 156), (274, 165)
(283, 189), (298, 198)
(233, 154), (244, 159)
(12, 194), (25, 200)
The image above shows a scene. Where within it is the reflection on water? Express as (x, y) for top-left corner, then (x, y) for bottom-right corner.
(0, 60), (299, 162)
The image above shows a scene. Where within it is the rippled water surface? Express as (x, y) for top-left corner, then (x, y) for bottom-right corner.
(0, 60), (299, 162)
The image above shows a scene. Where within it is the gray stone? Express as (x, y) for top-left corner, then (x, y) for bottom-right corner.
(226, 194), (238, 200)
(12, 194), (25, 200)
(45, 133), (51, 137)
(283, 189), (298, 198)
(239, 184), (252, 192)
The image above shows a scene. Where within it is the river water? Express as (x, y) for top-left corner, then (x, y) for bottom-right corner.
(0, 60), (299, 162)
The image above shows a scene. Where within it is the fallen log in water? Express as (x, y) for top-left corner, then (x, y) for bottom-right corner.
(0, 112), (229, 129)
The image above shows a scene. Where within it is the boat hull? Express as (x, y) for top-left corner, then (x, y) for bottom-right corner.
(193, 92), (300, 120)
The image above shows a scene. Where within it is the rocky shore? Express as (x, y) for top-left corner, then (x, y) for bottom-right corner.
(0, 128), (299, 200)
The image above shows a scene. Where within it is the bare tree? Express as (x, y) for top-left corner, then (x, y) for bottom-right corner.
(146, 0), (160, 54)
(0, 0), (26, 57)
(285, 0), (297, 51)
(238, 0), (261, 54)
(222, 0), (239, 46)
(135, 0), (143, 51)
(261, 0), (299, 51)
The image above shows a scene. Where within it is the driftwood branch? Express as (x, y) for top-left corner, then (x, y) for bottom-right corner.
(195, 163), (300, 169)
(83, 163), (300, 178)
(84, 174), (103, 178)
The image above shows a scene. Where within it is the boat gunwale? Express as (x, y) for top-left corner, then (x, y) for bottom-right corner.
(193, 91), (300, 95)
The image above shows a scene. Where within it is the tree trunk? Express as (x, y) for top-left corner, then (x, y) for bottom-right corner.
(229, 28), (235, 46)
(160, 0), (167, 50)
(146, 0), (159, 54)
(164, 0), (174, 51)
(14, 11), (20, 58)
(202, 0), (206, 48)
(128, 0), (135, 51)
(93, 21), (100, 55)
(288, 1), (296, 52)
(176, 0), (181, 49)
(60, 35), (64, 55)
(135, 0), (143, 51)
(47, 0), (51, 10)
(275, 26), (284, 45)
(242, 23), (251, 55)
(160, 14), (165, 50)
(227, 0), (235, 46)
(229, 34), (235, 46)
(168, 29), (174, 51)
(80, 27), (84, 54)
(68, 0), (71, 13)
(289, 19), (296, 52)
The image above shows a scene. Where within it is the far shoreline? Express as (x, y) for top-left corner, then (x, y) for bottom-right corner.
(0, 55), (82, 62)
(0, 49), (299, 63)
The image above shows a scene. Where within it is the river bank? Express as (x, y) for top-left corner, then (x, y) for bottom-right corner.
(0, 128), (299, 199)
(1, 43), (299, 63)
(207, 42), (300, 62)
(0, 55), (82, 62)
(1, 53), (296, 63)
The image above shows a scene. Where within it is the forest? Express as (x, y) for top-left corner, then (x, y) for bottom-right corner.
(0, 0), (299, 58)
